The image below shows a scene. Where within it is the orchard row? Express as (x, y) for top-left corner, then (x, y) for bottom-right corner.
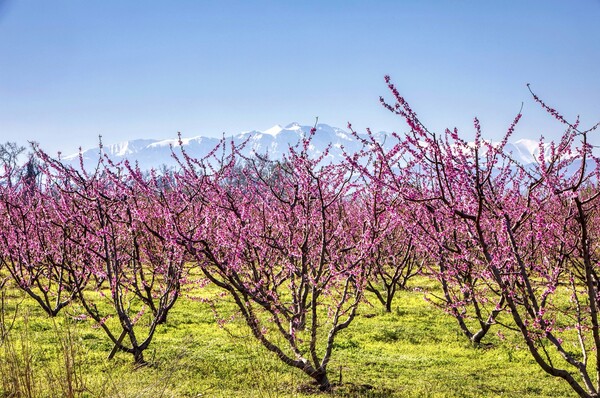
(1, 79), (599, 396)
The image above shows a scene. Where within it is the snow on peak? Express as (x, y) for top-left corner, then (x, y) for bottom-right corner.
(507, 139), (549, 164)
(107, 141), (132, 157)
(148, 139), (179, 149)
(148, 136), (203, 148)
(335, 130), (352, 141)
(513, 139), (542, 154)
(263, 124), (284, 136)
(106, 139), (161, 156)
(285, 122), (302, 130)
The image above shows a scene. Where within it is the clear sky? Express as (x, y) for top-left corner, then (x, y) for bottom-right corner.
(1, 0), (599, 155)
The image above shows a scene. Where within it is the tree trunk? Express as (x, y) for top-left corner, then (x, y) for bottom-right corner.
(313, 370), (331, 392)
(156, 312), (168, 324)
(133, 349), (146, 366)
(385, 296), (393, 313)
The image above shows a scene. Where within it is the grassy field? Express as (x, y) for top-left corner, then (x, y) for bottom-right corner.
(0, 277), (574, 398)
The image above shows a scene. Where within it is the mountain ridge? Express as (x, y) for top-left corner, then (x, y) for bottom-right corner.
(61, 123), (551, 171)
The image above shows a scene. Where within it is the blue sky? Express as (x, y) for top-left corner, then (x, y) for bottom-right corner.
(1, 0), (599, 155)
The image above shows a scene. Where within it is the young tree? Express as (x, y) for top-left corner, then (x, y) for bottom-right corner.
(364, 219), (419, 313)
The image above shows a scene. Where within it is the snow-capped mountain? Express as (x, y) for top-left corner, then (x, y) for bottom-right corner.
(61, 122), (561, 171)
(62, 123), (389, 170)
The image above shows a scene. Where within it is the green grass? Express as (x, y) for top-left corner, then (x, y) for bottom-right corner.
(0, 278), (575, 398)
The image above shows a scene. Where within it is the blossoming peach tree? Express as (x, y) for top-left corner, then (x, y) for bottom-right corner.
(0, 156), (89, 317)
(356, 76), (600, 397)
(23, 147), (187, 365)
(163, 133), (380, 391)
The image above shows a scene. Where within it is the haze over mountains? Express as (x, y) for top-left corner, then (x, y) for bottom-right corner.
(62, 122), (553, 171)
